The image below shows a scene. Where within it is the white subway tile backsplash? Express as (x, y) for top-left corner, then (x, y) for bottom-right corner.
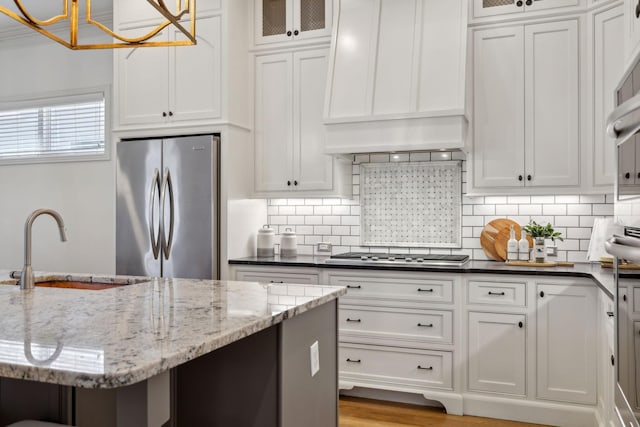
(265, 153), (613, 262)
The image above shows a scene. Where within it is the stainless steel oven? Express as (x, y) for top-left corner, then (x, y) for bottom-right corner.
(605, 58), (640, 427)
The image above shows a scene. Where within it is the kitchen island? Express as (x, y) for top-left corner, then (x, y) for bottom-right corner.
(0, 273), (345, 426)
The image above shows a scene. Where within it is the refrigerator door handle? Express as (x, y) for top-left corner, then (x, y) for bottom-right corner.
(160, 167), (175, 260)
(148, 168), (161, 260)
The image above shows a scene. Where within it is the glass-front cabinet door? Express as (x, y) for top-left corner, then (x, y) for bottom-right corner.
(473, 0), (579, 19)
(256, 0), (332, 45)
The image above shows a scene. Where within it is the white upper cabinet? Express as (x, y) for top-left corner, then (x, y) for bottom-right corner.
(254, 48), (351, 197)
(116, 16), (222, 128)
(472, 20), (580, 191)
(472, 0), (579, 19)
(255, 0), (332, 45)
(592, 4), (624, 188)
(323, 0), (468, 154)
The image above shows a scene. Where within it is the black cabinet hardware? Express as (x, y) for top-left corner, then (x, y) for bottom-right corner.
(287, 181), (291, 186)
(636, 0), (640, 18)
(540, 291), (544, 298)
(624, 294), (627, 302)
(516, 0), (523, 6)
(346, 285), (361, 289)
(488, 291), (505, 296)
(346, 318), (361, 323)
(518, 321), (523, 328)
(417, 288), (434, 292)
(518, 175), (523, 181)
(168, 111), (173, 117)
(417, 365), (433, 370)
(294, 30), (299, 36)
(287, 31), (292, 36)
(527, 175), (532, 181)
(346, 358), (361, 363)
(607, 311), (614, 318)
(417, 323), (433, 328)
(294, 180), (298, 186)
(626, 172), (631, 179)
(162, 112), (167, 117)
(269, 280), (284, 284)
(526, 0), (532, 5)
(611, 355), (615, 366)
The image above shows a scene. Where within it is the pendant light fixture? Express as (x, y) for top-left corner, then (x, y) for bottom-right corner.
(0, 0), (196, 50)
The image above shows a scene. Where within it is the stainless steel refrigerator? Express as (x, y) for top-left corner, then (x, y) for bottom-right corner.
(116, 135), (219, 279)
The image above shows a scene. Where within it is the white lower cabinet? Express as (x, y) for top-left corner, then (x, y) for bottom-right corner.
(467, 311), (526, 396)
(230, 265), (607, 425)
(536, 282), (597, 404)
(339, 343), (453, 391)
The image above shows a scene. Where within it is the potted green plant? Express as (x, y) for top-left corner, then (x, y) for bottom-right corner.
(523, 221), (564, 262)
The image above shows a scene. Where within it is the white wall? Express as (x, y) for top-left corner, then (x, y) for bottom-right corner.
(0, 35), (115, 274)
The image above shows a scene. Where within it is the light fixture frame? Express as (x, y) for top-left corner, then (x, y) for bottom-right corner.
(0, 0), (196, 50)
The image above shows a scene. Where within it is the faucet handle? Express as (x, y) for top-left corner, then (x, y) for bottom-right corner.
(9, 271), (20, 279)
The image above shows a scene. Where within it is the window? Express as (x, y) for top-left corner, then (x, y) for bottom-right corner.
(0, 90), (107, 163)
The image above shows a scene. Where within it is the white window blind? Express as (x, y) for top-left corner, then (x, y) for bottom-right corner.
(0, 92), (105, 160)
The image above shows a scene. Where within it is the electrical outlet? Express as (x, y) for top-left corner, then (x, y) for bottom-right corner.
(316, 242), (332, 253)
(310, 341), (320, 377)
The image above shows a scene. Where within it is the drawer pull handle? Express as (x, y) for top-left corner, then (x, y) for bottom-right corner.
(607, 311), (614, 318)
(417, 323), (434, 328)
(346, 358), (361, 363)
(346, 318), (362, 323)
(488, 291), (505, 296)
(269, 280), (284, 284)
(518, 321), (523, 328)
(347, 285), (362, 289)
(417, 288), (434, 293)
(417, 365), (433, 370)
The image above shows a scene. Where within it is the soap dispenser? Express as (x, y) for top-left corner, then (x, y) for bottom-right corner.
(507, 225), (518, 261)
(518, 229), (530, 261)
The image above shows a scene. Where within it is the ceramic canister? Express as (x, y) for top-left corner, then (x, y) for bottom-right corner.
(257, 224), (275, 257)
(280, 228), (297, 258)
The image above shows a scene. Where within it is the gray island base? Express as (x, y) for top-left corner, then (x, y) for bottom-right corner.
(0, 275), (345, 426)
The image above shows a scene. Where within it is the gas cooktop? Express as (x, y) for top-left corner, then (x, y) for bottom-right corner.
(325, 252), (469, 267)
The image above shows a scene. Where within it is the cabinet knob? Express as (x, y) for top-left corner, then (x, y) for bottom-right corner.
(287, 30), (292, 36)
(168, 111), (173, 117)
(162, 112), (167, 117)
(287, 181), (291, 186)
(516, 0), (523, 6)
(540, 291), (545, 298)
(294, 30), (299, 36)
(294, 180), (298, 186)
(611, 355), (615, 366)
(518, 321), (523, 328)
(518, 175), (523, 181)
(626, 172), (631, 179)
(636, 1), (640, 19)
(527, 175), (532, 181)
(525, 0), (532, 5)
(624, 294), (628, 302)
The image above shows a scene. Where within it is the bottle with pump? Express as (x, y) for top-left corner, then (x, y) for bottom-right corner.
(518, 229), (530, 261)
(507, 225), (518, 261)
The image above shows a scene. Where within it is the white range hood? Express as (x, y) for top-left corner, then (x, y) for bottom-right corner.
(323, 0), (468, 154)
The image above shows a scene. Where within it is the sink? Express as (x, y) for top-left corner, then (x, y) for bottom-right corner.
(34, 281), (123, 290)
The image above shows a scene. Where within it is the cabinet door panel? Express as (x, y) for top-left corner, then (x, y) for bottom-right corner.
(255, 0), (293, 44)
(294, 0), (333, 40)
(472, 26), (525, 187)
(117, 27), (169, 126)
(172, 16), (222, 122)
(524, 20), (579, 187)
(293, 49), (333, 191)
(472, 0), (520, 19)
(536, 283), (597, 404)
(468, 312), (525, 395)
(593, 6), (624, 187)
(254, 53), (294, 192)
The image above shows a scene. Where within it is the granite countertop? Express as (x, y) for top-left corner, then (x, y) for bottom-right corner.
(228, 256), (638, 299)
(0, 271), (345, 389)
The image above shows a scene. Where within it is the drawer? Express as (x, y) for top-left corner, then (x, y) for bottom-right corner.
(467, 280), (526, 307)
(328, 273), (453, 307)
(339, 344), (453, 390)
(235, 269), (318, 285)
(339, 306), (453, 346)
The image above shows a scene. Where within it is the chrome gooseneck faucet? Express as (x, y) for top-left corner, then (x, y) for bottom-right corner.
(20, 209), (67, 290)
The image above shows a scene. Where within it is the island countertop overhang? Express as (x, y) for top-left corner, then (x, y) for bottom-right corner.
(0, 273), (345, 389)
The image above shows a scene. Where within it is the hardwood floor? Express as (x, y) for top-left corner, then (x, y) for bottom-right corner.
(339, 397), (548, 427)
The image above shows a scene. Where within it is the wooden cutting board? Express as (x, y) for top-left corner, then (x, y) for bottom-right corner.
(480, 218), (521, 261)
(495, 226), (533, 261)
(506, 260), (575, 267)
